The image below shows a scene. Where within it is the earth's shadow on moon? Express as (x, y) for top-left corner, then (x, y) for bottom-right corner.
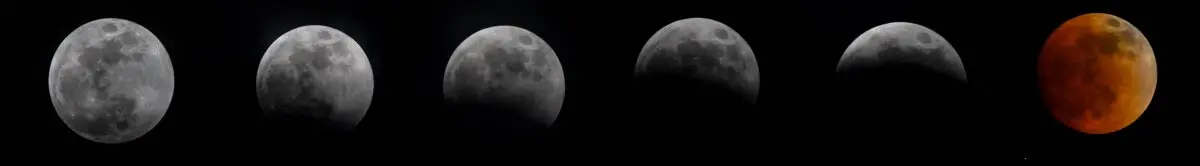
(832, 63), (983, 163)
(255, 114), (359, 147)
(619, 71), (758, 145)
(440, 100), (553, 145)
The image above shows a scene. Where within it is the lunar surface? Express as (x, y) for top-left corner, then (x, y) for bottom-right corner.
(634, 17), (760, 103)
(48, 18), (174, 144)
(1039, 13), (1156, 135)
(837, 22), (967, 82)
(443, 25), (566, 127)
(832, 22), (975, 163)
(256, 25), (374, 132)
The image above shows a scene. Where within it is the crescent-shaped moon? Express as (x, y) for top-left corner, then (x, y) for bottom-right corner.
(837, 22), (967, 82)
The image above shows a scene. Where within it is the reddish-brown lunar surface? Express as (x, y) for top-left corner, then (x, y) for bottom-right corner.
(1038, 13), (1157, 135)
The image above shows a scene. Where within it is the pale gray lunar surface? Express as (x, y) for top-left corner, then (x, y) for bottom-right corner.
(256, 25), (374, 131)
(837, 22), (967, 81)
(48, 18), (175, 144)
(635, 17), (760, 103)
(443, 25), (566, 127)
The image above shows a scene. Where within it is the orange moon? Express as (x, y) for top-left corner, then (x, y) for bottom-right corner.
(1038, 13), (1157, 135)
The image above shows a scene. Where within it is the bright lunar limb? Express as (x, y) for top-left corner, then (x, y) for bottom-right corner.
(1039, 13), (1156, 135)
(442, 25), (566, 127)
(837, 22), (967, 82)
(48, 18), (175, 144)
(634, 17), (760, 103)
(256, 25), (374, 132)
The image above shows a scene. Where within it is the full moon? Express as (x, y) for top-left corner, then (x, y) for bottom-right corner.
(1039, 13), (1156, 135)
(635, 17), (760, 103)
(442, 25), (566, 128)
(837, 22), (967, 82)
(256, 25), (374, 132)
(48, 18), (175, 144)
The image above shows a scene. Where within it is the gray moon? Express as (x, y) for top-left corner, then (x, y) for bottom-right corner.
(442, 25), (566, 127)
(255, 25), (374, 131)
(48, 18), (175, 144)
(837, 22), (967, 81)
(635, 17), (760, 103)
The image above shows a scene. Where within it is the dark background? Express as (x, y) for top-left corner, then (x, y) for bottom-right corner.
(4, 0), (1193, 164)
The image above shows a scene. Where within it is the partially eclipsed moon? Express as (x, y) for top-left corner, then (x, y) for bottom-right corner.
(837, 22), (967, 82)
(1039, 13), (1156, 135)
(256, 25), (375, 132)
(635, 17), (760, 103)
(442, 25), (566, 127)
(48, 18), (175, 144)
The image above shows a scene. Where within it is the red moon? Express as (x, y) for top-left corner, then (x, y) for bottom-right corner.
(1038, 13), (1157, 135)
